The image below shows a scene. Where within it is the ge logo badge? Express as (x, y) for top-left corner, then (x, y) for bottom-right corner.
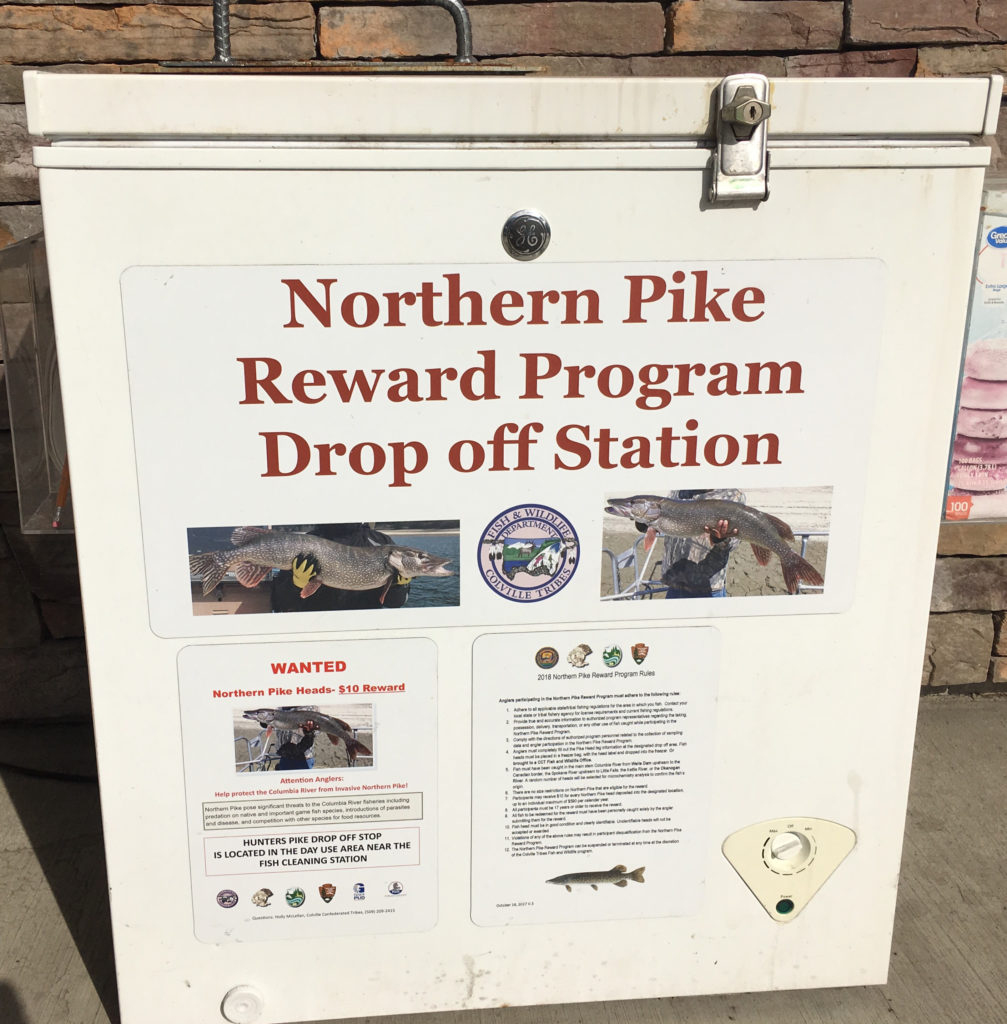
(478, 504), (578, 602)
(501, 210), (551, 261)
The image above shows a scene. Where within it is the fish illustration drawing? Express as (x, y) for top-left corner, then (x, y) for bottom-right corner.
(605, 495), (824, 595)
(547, 865), (646, 892)
(190, 527), (453, 602)
(243, 707), (372, 766)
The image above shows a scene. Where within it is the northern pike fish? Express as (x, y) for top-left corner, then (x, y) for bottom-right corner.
(605, 494), (824, 595)
(243, 707), (373, 766)
(547, 865), (646, 892)
(190, 527), (453, 601)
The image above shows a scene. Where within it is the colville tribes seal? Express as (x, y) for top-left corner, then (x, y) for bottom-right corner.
(478, 504), (578, 602)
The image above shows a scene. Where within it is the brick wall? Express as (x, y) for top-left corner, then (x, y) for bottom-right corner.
(2, 0), (1007, 714)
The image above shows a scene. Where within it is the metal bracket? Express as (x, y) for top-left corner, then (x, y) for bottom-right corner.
(210, 0), (474, 65)
(710, 74), (772, 205)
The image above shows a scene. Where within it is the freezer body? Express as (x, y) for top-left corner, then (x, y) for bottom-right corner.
(25, 73), (996, 1024)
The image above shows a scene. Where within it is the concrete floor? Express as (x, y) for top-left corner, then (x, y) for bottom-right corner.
(1, 696), (1005, 1024)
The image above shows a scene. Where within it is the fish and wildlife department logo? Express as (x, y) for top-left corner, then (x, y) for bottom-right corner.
(285, 887), (306, 908)
(602, 645), (623, 668)
(478, 504), (578, 602)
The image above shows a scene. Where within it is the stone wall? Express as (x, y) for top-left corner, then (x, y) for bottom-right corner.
(2, 0), (1007, 717)
(925, 525), (1007, 693)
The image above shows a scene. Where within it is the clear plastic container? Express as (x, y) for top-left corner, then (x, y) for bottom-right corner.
(0, 233), (72, 533)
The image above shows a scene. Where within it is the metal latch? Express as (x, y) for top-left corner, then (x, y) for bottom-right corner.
(710, 74), (772, 205)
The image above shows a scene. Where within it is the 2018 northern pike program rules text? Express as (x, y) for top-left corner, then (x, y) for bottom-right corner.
(231, 271), (806, 488)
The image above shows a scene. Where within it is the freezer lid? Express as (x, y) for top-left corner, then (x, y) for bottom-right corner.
(23, 71), (1003, 143)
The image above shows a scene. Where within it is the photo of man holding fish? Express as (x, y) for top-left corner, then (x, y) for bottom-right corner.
(233, 704), (374, 772)
(601, 486), (830, 600)
(188, 520), (459, 615)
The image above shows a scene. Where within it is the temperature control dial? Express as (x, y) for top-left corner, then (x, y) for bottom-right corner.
(768, 830), (813, 867)
(763, 827), (815, 874)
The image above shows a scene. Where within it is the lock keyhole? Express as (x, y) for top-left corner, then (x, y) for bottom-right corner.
(720, 85), (772, 138)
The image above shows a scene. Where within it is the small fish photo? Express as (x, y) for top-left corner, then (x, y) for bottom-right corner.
(601, 485), (830, 600)
(233, 704), (374, 772)
(189, 520), (459, 615)
(546, 864), (646, 893)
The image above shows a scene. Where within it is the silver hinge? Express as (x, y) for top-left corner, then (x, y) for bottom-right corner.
(709, 74), (772, 205)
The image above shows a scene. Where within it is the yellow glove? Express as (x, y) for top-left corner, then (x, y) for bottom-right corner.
(291, 554), (318, 590)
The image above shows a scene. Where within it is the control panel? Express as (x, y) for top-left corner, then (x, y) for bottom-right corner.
(722, 817), (856, 922)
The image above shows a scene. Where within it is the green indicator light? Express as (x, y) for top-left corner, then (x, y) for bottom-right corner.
(775, 898), (795, 915)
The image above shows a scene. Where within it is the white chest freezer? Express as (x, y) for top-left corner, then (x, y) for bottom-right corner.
(24, 71), (999, 1024)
